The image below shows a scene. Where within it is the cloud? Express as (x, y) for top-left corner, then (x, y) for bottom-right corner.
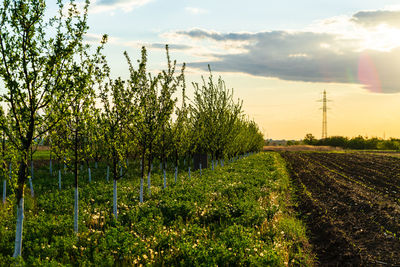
(148, 43), (191, 50)
(352, 10), (400, 27)
(174, 28), (400, 93)
(185, 7), (207, 15)
(175, 28), (254, 41)
(84, 33), (191, 51)
(90, 0), (153, 13)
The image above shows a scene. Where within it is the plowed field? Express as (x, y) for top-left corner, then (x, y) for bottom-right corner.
(281, 152), (400, 265)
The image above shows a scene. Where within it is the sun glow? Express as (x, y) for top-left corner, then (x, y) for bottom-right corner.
(357, 24), (400, 52)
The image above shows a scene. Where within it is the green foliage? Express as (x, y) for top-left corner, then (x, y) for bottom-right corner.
(99, 75), (131, 180)
(307, 134), (400, 150)
(303, 133), (317, 145)
(0, 153), (313, 265)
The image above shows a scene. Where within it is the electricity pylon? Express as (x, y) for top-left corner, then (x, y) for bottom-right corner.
(318, 90), (331, 139)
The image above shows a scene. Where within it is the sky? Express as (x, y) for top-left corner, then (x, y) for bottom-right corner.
(50, 0), (400, 139)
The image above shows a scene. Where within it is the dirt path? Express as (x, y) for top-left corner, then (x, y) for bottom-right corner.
(281, 152), (400, 265)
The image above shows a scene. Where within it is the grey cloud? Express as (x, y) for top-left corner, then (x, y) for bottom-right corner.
(352, 10), (400, 27)
(149, 43), (192, 50)
(176, 29), (254, 41)
(178, 30), (400, 93)
(96, 0), (132, 6)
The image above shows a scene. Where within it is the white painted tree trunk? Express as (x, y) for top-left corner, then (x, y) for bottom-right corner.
(74, 188), (79, 233)
(58, 170), (61, 190)
(2, 179), (6, 204)
(49, 159), (52, 175)
(175, 167), (178, 183)
(106, 165), (109, 182)
(13, 197), (24, 258)
(95, 162), (98, 169)
(31, 161), (34, 179)
(188, 167), (191, 179)
(88, 168), (91, 183)
(140, 178), (144, 203)
(199, 163), (202, 176)
(163, 169), (166, 189)
(28, 178), (34, 197)
(113, 179), (117, 219)
(147, 172), (151, 196)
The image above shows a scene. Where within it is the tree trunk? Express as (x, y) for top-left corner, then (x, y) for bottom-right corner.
(74, 124), (79, 233)
(13, 197), (24, 258)
(28, 178), (34, 197)
(74, 187), (79, 233)
(58, 170), (61, 190)
(112, 153), (118, 218)
(13, 157), (27, 258)
(163, 169), (166, 189)
(106, 165), (109, 182)
(113, 179), (117, 218)
(2, 179), (6, 204)
(140, 177), (144, 203)
(49, 146), (52, 175)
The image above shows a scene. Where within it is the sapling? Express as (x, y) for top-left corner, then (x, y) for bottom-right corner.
(0, 0), (91, 256)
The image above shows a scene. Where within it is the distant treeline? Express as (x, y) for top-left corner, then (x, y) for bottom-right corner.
(303, 134), (400, 150)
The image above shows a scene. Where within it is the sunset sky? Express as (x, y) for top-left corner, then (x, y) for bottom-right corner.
(51, 0), (400, 140)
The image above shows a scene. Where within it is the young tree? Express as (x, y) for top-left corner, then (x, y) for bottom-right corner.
(99, 76), (131, 218)
(0, 0), (89, 256)
(157, 46), (185, 186)
(170, 73), (189, 180)
(190, 67), (243, 164)
(125, 47), (159, 201)
(49, 35), (107, 232)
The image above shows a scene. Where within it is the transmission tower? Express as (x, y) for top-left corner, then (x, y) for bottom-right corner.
(320, 90), (329, 139)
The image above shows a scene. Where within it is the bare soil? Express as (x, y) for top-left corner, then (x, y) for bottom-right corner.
(263, 145), (342, 152)
(281, 152), (400, 266)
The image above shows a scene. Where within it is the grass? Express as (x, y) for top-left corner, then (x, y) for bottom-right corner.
(32, 150), (51, 160)
(0, 152), (313, 266)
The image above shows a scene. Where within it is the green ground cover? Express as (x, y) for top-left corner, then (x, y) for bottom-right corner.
(0, 152), (312, 266)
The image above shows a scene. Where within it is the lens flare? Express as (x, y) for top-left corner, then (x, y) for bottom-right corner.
(358, 52), (382, 93)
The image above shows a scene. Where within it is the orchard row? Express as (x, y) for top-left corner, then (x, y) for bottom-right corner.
(0, 0), (263, 258)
